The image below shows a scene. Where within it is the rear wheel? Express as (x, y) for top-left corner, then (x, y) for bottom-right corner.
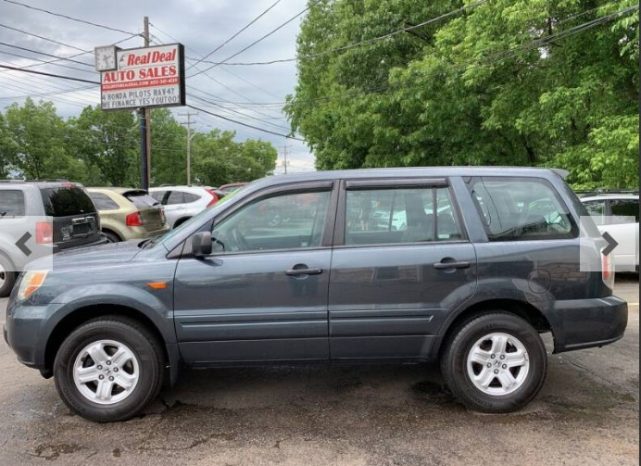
(54, 316), (164, 422)
(0, 254), (16, 298)
(102, 230), (121, 243)
(441, 312), (547, 413)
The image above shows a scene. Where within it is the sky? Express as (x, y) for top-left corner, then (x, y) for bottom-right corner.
(0, 0), (315, 174)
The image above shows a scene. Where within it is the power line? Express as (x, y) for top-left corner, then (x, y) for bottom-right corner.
(0, 33), (138, 73)
(0, 23), (90, 53)
(189, 1), (318, 77)
(0, 48), (95, 74)
(190, 93), (291, 131)
(0, 84), (97, 100)
(0, 64), (100, 84)
(1, 0), (139, 36)
(187, 103), (303, 140)
(189, 0), (485, 67)
(0, 41), (94, 67)
(186, 0), (282, 70)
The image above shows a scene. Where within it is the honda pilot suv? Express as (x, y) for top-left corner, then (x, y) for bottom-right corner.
(0, 181), (104, 297)
(3, 168), (627, 422)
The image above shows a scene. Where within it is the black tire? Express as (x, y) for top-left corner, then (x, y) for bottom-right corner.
(441, 312), (547, 413)
(53, 316), (164, 422)
(0, 254), (17, 298)
(102, 230), (121, 243)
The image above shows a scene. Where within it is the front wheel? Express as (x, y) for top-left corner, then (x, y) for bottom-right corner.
(54, 316), (164, 422)
(441, 312), (547, 413)
(0, 254), (16, 298)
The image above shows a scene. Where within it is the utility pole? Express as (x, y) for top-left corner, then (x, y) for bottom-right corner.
(139, 16), (152, 190)
(282, 139), (289, 174)
(179, 111), (198, 186)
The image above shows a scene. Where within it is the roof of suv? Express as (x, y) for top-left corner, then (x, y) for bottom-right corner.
(247, 167), (566, 189)
(0, 180), (83, 189)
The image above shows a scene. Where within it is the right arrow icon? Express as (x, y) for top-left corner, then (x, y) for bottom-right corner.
(602, 231), (618, 256)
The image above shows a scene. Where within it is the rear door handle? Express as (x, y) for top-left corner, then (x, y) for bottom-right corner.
(286, 266), (323, 276)
(433, 259), (471, 270)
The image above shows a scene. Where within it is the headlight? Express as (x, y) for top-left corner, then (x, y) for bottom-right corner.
(17, 271), (48, 301)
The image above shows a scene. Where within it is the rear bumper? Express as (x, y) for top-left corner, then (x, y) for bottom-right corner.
(553, 295), (628, 353)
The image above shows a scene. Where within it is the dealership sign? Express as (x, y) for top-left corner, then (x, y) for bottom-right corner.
(96, 43), (186, 110)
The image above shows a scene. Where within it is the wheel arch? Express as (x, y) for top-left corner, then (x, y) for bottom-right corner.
(436, 298), (554, 359)
(43, 303), (178, 385)
(101, 227), (123, 241)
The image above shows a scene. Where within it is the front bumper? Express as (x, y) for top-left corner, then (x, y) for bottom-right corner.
(553, 295), (628, 353)
(3, 298), (60, 371)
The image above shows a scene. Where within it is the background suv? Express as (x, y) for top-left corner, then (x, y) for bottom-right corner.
(150, 186), (220, 228)
(580, 191), (639, 272)
(0, 180), (103, 296)
(87, 188), (168, 242)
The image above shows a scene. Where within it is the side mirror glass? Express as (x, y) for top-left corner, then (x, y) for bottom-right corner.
(191, 231), (212, 257)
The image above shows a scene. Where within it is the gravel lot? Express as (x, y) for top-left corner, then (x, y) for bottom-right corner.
(0, 276), (638, 465)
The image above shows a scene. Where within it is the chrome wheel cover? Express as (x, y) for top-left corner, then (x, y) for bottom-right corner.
(73, 339), (140, 405)
(466, 332), (530, 396)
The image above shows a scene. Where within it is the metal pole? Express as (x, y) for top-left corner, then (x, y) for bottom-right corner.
(143, 16), (152, 189)
(179, 112), (197, 186)
(139, 109), (148, 189)
(283, 140), (288, 174)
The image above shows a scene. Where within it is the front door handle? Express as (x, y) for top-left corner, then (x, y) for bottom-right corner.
(433, 258), (471, 270)
(286, 265), (323, 276)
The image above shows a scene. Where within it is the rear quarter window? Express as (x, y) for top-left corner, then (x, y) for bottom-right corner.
(468, 177), (577, 241)
(89, 192), (119, 210)
(0, 190), (25, 217)
(124, 192), (160, 209)
(40, 186), (96, 217)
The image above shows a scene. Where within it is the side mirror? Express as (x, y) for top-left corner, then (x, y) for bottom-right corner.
(191, 231), (212, 257)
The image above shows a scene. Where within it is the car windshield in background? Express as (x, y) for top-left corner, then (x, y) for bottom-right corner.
(40, 186), (95, 217)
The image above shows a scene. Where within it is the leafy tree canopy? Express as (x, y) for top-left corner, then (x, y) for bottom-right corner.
(286, 0), (639, 189)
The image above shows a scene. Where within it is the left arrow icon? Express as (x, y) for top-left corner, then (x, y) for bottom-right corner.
(16, 232), (32, 256)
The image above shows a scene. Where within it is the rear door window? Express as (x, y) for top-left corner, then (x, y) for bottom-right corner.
(344, 186), (463, 245)
(0, 190), (25, 217)
(165, 191), (184, 205)
(468, 177), (576, 241)
(40, 186), (96, 217)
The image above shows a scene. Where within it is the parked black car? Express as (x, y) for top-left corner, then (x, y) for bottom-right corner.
(3, 168), (627, 422)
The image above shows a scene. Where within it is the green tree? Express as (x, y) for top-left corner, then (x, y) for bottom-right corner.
(192, 129), (277, 186)
(4, 98), (86, 181)
(287, 0), (639, 188)
(0, 113), (14, 178)
(68, 105), (138, 186)
(150, 108), (188, 186)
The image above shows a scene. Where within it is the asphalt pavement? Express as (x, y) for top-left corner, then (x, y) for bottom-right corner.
(0, 275), (638, 465)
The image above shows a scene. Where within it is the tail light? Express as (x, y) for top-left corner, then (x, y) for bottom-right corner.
(36, 221), (53, 244)
(601, 251), (615, 290)
(206, 189), (219, 207)
(126, 211), (144, 226)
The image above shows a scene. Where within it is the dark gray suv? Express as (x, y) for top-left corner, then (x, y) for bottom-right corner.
(3, 168), (627, 422)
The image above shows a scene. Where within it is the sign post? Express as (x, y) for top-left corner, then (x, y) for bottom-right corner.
(95, 18), (185, 190)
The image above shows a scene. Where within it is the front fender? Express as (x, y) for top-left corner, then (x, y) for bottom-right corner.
(46, 283), (176, 345)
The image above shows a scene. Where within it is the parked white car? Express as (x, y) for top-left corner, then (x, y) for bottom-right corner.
(581, 192), (639, 272)
(149, 186), (221, 228)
